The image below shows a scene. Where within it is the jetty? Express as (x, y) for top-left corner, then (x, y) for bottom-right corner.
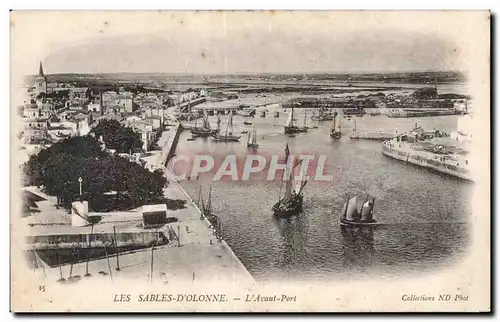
(381, 137), (472, 181)
(350, 132), (399, 141)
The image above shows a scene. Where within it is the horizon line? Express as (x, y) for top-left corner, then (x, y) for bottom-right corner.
(26, 69), (466, 78)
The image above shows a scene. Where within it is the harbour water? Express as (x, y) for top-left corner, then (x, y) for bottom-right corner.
(174, 111), (473, 282)
(171, 77), (474, 282)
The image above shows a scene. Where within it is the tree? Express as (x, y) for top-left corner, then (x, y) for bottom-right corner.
(22, 135), (173, 211)
(90, 119), (143, 153)
(413, 87), (438, 100)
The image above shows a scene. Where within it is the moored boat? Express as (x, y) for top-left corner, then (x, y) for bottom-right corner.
(330, 112), (341, 139)
(191, 113), (219, 137)
(284, 103), (308, 134)
(212, 113), (241, 142)
(311, 106), (334, 121)
(247, 127), (259, 148)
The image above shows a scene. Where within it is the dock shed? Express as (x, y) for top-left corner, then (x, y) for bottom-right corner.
(141, 204), (168, 228)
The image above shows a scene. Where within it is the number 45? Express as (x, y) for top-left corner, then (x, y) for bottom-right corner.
(38, 285), (45, 292)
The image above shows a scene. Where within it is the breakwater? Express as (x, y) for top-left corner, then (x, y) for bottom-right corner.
(178, 97), (207, 113)
(381, 139), (472, 181)
(164, 122), (182, 165)
(350, 131), (398, 141)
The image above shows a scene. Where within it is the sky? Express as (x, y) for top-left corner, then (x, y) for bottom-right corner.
(10, 11), (488, 76)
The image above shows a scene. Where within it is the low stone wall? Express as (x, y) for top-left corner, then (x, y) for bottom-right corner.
(381, 141), (472, 181)
(26, 230), (167, 250)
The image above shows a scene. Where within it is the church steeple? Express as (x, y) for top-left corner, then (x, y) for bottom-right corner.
(35, 61), (47, 96)
(38, 61), (44, 77)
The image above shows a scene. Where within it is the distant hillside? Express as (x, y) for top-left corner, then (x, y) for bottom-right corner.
(23, 71), (467, 90)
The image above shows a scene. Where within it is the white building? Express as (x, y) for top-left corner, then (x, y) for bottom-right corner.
(87, 102), (101, 113)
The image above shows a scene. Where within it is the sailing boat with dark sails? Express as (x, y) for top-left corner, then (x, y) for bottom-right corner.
(330, 112), (341, 139)
(340, 193), (377, 226)
(284, 103), (308, 134)
(247, 127), (259, 148)
(213, 113), (241, 142)
(272, 143), (307, 217)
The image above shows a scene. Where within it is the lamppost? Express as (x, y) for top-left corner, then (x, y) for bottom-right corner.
(78, 177), (83, 197)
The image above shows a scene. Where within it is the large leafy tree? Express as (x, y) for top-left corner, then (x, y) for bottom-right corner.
(22, 135), (168, 211)
(90, 119), (143, 153)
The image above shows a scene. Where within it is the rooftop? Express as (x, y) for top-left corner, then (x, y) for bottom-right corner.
(142, 204), (167, 213)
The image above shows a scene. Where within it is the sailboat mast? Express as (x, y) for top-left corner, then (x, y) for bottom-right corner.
(208, 187), (212, 215)
(225, 115), (230, 136)
(284, 144), (293, 199)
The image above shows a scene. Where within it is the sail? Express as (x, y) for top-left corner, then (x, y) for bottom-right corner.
(341, 200), (348, 220)
(228, 113), (234, 135)
(202, 116), (210, 129)
(336, 115), (341, 132)
(247, 131), (252, 144)
(345, 196), (359, 221)
(360, 200), (374, 221)
(285, 110), (293, 127)
(252, 128), (257, 144)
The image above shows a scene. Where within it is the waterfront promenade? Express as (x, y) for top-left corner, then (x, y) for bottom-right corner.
(31, 109), (255, 287)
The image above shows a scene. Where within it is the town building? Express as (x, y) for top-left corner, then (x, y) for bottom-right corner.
(34, 62), (47, 97)
(23, 118), (50, 143)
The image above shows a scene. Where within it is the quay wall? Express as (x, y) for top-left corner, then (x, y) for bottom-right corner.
(161, 120), (255, 283)
(163, 167), (255, 283)
(178, 97), (206, 113)
(164, 122), (182, 165)
(25, 230), (168, 251)
(350, 132), (398, 141)
(381, 141), (473, 181)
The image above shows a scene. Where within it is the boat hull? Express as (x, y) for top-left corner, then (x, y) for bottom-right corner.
(213, 135), (241, 142)
(272, 195), (303, 217)
(247, 143), (259, 148)
(284, 126), (308, 134)
(340, 219), (378, 227)
(273, 204), (302, 217)
(311, 115), (334, 121)
(330, 130), (341, 139)
(191, 128), (219, 137)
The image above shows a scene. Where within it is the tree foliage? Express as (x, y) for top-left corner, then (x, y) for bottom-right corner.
(90, 119), (143, 153)
(22, 135), (170, 211)
(412, 87), (438, 99)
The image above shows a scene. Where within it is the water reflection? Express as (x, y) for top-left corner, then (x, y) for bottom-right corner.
(340, 226), (375, 270)
(273, 214), (307, 269)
